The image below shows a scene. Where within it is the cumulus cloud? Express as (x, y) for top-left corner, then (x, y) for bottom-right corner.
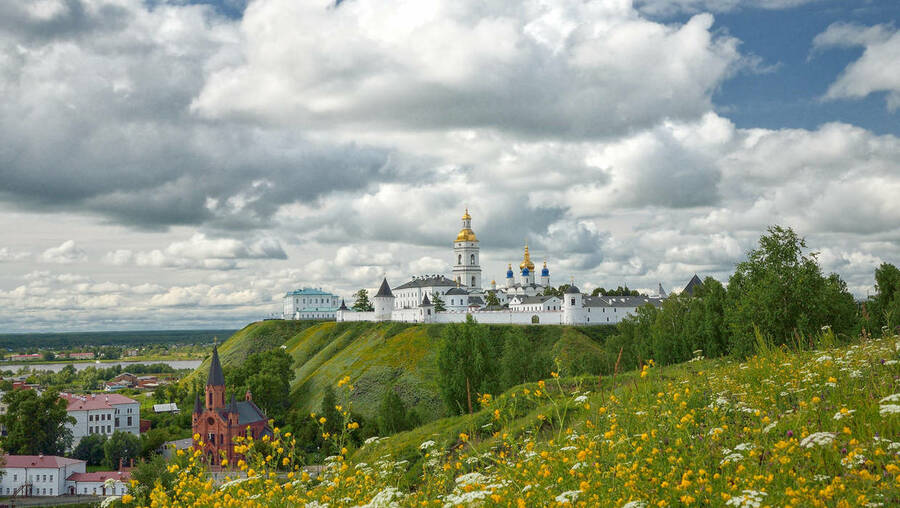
(40, 240), (87, 264)
(0, 248), (30, 262)
(105, 233), (287, 270)
(814, 23), (900, 111)
(634, 0), (821, 16)
(193, 0), (743, 138)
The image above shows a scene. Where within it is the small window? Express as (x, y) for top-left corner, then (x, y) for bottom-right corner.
(470, 254), (475, 265)
(458, 254), (462, 264)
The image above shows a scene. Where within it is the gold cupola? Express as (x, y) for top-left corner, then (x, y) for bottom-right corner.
(519, 242), (535, 271)
(455, 208), (478, 242)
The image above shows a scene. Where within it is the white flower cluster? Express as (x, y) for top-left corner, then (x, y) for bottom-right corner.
(833, 409), (855, 420)
(555, 490), (580, 504)
(622, 501), (648, 508)
(800, 432), (836, 448)
(418, 440), (435, 451)
(355, 487), (405, 508)
(879, 404), (900, 415)
(725, 490), (767, 508)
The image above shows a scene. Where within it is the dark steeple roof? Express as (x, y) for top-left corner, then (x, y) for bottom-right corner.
(338, 299), (348, 310)
(375, 277), (394, 298)
(565, 284), (581, 294)
(193, 392), (202, 413)
(682, 274), (703, 296)
(420, 293), (431, 307)
(207, 345), (225, 386)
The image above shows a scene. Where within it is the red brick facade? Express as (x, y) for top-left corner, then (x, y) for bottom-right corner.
(192, 345), (270, 465)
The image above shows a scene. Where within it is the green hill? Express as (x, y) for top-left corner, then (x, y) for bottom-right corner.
(156, 331), (900, 506)
(186, 320), (616, 422)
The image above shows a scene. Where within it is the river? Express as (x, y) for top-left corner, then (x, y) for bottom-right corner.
(0, 359), (202, 373)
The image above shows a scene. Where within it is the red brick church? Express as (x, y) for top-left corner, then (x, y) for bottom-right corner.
(192, 345), (271, 464)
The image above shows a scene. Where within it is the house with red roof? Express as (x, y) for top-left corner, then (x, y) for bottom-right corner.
(60, 392), (140, 449)
(0, 455), (132, 498)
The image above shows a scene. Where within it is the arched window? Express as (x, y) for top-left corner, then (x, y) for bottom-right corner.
(458, 254), (462, 264)
(470, 254), (475, 265)
(531, 315), (540, 324)
(472, 276), (476, 287)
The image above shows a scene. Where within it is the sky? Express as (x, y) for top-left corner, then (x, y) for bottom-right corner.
(0, 0), (899, 332)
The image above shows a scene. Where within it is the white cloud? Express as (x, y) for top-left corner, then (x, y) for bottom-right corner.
(814, 23), (900, 111)
(193, 0), (742, 138)
(634, 0), (821, 16)
(0, 248), (30, 262)
(40, 240), (87, 264)
(105, 233), (287, 270)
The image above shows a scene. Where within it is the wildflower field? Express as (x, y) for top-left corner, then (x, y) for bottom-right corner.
(141, 332), (900, 507)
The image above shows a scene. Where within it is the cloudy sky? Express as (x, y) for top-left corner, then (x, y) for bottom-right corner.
(1, 0), (898, 332)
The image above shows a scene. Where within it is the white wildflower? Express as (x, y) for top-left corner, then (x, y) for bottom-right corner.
(574, 395), (588, 404)
(419, 440), (435, 451)
(763, 422), (778, 433)
(725, 490), (767, 508)
(356, 487), (405, 508)
(720, 453), (744, 465)
(800, 432), (836, 448)
(364, 436), (381, 445)
(555, 490), (580, 504)
(879, 404), (900, 415)
(622, 502), (648, 508)
(880, 393), (900, 403)
(833, 409), (855, 420)
(455, 472), (489, 487)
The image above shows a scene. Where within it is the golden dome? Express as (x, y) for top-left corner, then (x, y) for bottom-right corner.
(519, 243), (535, 270)
(462, 208), (471, 221)
(456, 228), (478, 242)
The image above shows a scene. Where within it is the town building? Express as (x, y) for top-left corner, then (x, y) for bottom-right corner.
(336, 210), (666, 325)
(192, 345), (271, 465)
(282, 288), (341, 320)
(0, 455), (131, 497)
(60, 392), (140, 448)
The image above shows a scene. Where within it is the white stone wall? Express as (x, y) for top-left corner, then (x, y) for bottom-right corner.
(68, 479), (130, 496)
(336, 310), (376, 322)
(0, 462), (85, 497)
(114, 402), (140, 436)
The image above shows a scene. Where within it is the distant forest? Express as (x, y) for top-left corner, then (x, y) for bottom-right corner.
(0, 329), (237, 350)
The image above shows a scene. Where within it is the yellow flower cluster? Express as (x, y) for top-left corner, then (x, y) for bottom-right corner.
(139, 334), (900, 507)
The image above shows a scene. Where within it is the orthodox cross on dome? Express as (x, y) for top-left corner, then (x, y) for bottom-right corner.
(519, 241), (534, 270)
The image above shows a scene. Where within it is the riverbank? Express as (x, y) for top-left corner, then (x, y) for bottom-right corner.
(1, 359), (202, 373)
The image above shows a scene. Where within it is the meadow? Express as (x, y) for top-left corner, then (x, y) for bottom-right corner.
(134, 329), (900, 507)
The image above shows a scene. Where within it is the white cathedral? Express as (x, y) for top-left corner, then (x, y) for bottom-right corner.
(335, 210), (665, 326)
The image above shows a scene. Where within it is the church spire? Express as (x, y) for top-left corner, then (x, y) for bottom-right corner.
(207, 344), (225, 386)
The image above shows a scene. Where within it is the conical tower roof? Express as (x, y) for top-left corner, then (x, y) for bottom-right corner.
(193, 392), (202, 413)
(375, 277), (394, 298)
(207, 344), (225, 386)
(420, 293), (432, 307)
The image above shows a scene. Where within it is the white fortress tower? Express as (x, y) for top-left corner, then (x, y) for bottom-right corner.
(373, 278), (395, 321)
(563, 283), (582, 325)
(452, 209), (482, 289)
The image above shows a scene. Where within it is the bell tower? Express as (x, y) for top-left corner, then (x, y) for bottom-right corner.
(452, 209), (482, 289)
(205, 344), (226, 411)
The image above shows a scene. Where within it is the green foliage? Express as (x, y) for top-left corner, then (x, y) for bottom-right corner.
(0, 388), (74, 455)
(130, 454), (176, 503)
(591, 286), (641, 297)
(484, 291), (500, 307)
(437, 316), (498, 415)
(499, 329), (552, 387)
(431, 292), (446, 312)
(0, 329), (234, 350)
(352, 289), (374, 312)
(224, 348), (294, 423)
(863, 262), (900, 334)
(725, 225), (857, 356)
(73, 433), (107, 466)
(543, 285), (570, 298)
(376, 386), (420, 436)
(104, 430), (142, 469)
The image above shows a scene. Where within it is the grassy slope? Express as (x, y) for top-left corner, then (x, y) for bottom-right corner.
(186, 320), (615, 423)
(342, 335), (900, 506)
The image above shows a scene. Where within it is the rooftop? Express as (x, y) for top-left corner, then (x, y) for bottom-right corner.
(393, 275), (458, 290)
(2, 455), (84, 469)
(285, 288), (336, 296)
(68, 471), (131, 482)
(61, 393), (138, 411)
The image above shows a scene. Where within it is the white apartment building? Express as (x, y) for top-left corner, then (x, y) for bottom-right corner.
(60, 393), (140, 448)
(0, 455), (84, 497)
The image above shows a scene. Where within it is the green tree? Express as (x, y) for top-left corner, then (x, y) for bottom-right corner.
(431, 292), (446, 312)
(0, 389), (74, 455)
(870, 263), (900, 331)
(104, 430), (142, 469)
(437, 315), (495, 415)
(376, 387), (410, 435)
(352, 289), (374, 312)
(130, 455), (176, 504)
(73, 433), (107, 466)
(225, 348), (294, 424)
(725, 225), (857, 356)
(485, 291), (500, 307)
(42, 351), (55, 361)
